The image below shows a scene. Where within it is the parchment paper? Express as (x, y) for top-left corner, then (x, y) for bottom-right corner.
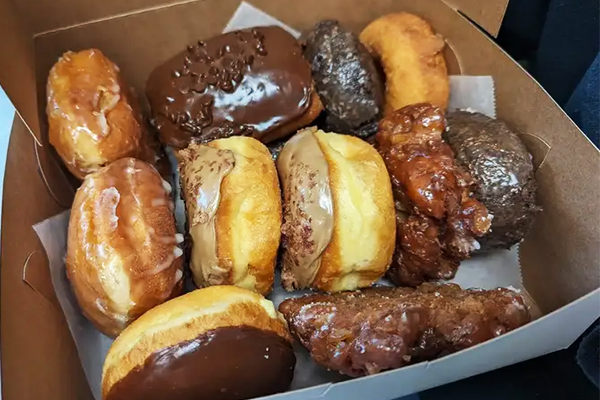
(32, 3), (522, 399)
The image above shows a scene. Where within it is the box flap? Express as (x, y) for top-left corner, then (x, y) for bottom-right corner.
(10, 0), (183, 35)
(0, 0), (42, 144)
(10, 0), (510, 37)
(446, 0), (510, 37)
(1, 117), (91, 400)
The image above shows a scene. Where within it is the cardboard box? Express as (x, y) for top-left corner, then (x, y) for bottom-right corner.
(0, 0), (598, 399)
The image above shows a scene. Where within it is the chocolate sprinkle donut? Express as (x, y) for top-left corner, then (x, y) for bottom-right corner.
(146, 26), (313, 148)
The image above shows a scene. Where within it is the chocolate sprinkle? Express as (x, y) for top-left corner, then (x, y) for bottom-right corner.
(146, 26), (312, 149)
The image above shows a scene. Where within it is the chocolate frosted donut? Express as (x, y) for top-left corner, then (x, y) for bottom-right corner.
(146, 26), (322, 148)
(102, 286), (295, 400)
(304, 20), (384, 137)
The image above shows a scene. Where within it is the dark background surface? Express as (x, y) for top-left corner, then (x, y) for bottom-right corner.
(405, 0), (600, 399)
(496, 0), (599, 145)
(420, 322), (599, 400)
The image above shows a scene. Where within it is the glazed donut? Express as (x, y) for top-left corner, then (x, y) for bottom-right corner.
(445, 111), (541, 250)
(66, 158), (183, 337)
(47, 49), (164, 179)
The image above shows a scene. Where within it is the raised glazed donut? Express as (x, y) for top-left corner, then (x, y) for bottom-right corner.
(66, 158), (183, 337)
(47, 49), (164, 179)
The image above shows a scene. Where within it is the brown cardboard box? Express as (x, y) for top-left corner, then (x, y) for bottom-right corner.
(0, 1), (599, 399)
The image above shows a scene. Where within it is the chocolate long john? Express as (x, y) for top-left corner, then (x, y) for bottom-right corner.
(375, 104), (492, 286)
(279, 283), (530, 377)
(146, 26), (320, 148)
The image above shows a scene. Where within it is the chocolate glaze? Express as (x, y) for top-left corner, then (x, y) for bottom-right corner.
(304, 20), (384, 137)
(267, 137), (287, 161)
(177, 143), (235, 287)
(147, 26), (313, 148)
(106, 325), (296, 400)
(445, 111), (541, 250)
(277, 128), (334, 290)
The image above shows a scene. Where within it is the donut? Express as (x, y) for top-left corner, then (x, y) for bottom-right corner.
(304, 20), (384, 137)
(146, 26), (323, 148)
(277, 127), (396, 292)
(102, 286), (295, 400)
(177, 136), (281, 295)
(47, 49), (164, 179)
(359, 13), (449, 114)
(66, 158), (183, 337)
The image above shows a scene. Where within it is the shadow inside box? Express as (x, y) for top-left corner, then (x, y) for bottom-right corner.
(290, 343), (349, 391)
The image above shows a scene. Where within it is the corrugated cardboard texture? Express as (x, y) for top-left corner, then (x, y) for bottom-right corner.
(0, 117), (93, 400)
(9, 0), (509, 37)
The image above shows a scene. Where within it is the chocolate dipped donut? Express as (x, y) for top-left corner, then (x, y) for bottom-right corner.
(146, 26), (323, 148)
(278, 127), (396, 292)
(102, 286), (295, 400)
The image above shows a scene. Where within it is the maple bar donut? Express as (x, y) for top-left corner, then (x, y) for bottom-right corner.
(277, 127), (396, 292)
(177, 136), (281, 295)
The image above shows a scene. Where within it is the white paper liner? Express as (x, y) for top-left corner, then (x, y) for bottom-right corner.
(33, 211), (111, 400)
(223, 2), (301, 38)
(448, 76), (496, 118)
(31, 3), (523, 399)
